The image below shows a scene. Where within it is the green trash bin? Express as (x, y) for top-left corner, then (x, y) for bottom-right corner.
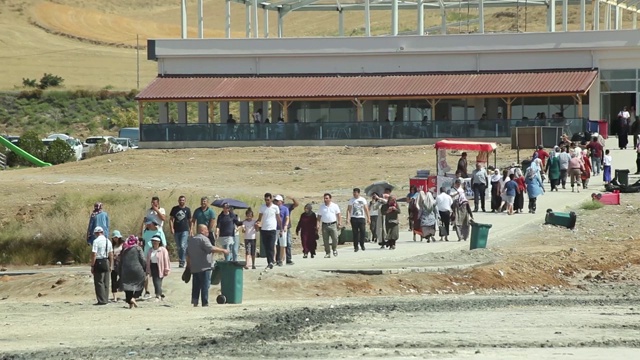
(338, 228), (370, 244)
(469, 222), (492, 250)
(544, 209), (577, 229)
(215, 260), (244, 304)
(615, 169), (630, 186)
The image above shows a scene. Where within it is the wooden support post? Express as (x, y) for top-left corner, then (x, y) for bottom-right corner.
(500, 97), (516, 119)
(575, 94), (583, 118)
(279, 101), (291, 122)
(351, 98), (365, 122)
(208, 101), (215, 123)
(426, 98), (440, 119)
(138, 102), (144, 125)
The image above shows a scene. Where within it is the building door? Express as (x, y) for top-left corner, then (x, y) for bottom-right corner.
(602, 93), (636, 135)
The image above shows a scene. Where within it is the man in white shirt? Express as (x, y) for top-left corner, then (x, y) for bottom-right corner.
(255, 193), (282, 270)
(90, 226), (113, 306)
(142, 196), (166, 234)
(347, 188), (370, 253)
(435, 187), (453, 242)
(317, 193), (342, 258)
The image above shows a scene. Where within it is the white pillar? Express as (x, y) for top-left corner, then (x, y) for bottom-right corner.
(278, 9), (284, 37)
(594, 2), (600, 30)
(225, 0), (231, 38)
(580, 0), (586, 31)
(252, 0), (259, 38)
(245, 2), (251, 37)
(177, 102), (188, 124)
(634, 12), (638, 29)
(197, 0), (204, 38)
(614, 6), (621, 30)
(562, 0), (568, 31)
(181, 0), (187, 39)
(440, 7), (447, 35)
(417, 0), (424, 35)
(548, 0), (556, 32)
(263, 7), (269, 38)
(391, 0), (398, 36)
(605, 5), (611, 30)
(365, 0), (371, 36)
(338, 9), (344, 36)
(198, 103), (208, 123)
(478, 0), (484, 33)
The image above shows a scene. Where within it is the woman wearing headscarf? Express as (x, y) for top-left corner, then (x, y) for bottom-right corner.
(490, 169), (502, 213)
(118, 235), (146, 309)
(87, 202), (109, 246)
(581, 149), (592, 189)
(525, 167), (544, 214)
(296, 204), (318, 258)
(368, 195), (379, 244)
(381, 195), (400, 249)
(451, 179), (474, 241)
(546, 149), (561, 191)
(513, 168), (526, 214)
(499, 169), (510, 212)
(418, 191), (439, 243)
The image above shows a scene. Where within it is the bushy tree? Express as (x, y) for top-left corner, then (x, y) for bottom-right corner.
(7, 130), (46, 167)
(44, 139), (75, 165)
(39, 73), (64, 89)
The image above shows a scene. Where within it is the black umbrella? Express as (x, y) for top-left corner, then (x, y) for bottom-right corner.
(211, 198), (250, 209)
(364, 181), (396, 197)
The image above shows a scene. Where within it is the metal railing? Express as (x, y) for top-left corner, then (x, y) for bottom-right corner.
(140, 118), (587, 142)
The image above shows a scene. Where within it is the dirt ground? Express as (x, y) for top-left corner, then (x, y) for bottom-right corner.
(2, 145), (640, 358)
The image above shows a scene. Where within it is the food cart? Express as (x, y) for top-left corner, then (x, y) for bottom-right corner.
(434, 140), (498, 194)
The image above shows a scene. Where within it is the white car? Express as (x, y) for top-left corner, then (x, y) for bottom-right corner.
(46, 134), (83, 161)
(114, 137), (138, 151)
(83, 136), (124, 154)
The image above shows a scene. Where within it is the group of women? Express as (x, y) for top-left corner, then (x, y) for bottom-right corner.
(489, 159), (545, 215)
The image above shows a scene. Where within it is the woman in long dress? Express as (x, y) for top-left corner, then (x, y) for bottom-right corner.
(118, 235), (146, 309)
(452, 190), (474, 241)
(371, 193), (387, 248)
(581, 149), (592, 189)
(513, 168), (526, 214)
(546, 150), (561, 191)
(418, 191), (439, 243)
(296, 204), (318, 258)
(381, 195), (400, 249)
(525, 167), (544, 214)
(490, 169), (502, 212)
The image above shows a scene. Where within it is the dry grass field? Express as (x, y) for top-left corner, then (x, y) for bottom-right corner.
(0, 0), (637, 90)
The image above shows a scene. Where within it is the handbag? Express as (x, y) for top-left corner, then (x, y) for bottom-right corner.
(438, 222), (447, 237)
(181, 267), (191, 283)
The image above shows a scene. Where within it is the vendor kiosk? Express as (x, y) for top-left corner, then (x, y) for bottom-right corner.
(434, 140), (498, 194)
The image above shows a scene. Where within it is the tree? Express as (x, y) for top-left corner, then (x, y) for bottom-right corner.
(109, 107), (153, 128)
(39, 73), (64, 89)
(44, 139), (75, 165)
(7, 131), (46, 167)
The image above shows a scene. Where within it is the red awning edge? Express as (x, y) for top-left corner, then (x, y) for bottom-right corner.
(434, 139), (498, 152)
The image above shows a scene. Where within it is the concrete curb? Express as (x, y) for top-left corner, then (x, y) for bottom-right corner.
(319, 262), (489, 275)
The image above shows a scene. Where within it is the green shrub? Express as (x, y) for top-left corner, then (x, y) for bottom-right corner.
(580, 200), (604, 210)
(7, 130), (46, 167)
(39, 73), (64, 89)
(44, 138), (75, 165)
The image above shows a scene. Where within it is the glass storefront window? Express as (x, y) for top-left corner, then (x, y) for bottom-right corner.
(600, 80), (636, 92)
(600, 69), (637, 80)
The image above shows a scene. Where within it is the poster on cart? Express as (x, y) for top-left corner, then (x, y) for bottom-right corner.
(437, 149), (451, 175)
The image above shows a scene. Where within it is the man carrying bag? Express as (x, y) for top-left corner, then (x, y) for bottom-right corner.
(90, 226), (113, 306)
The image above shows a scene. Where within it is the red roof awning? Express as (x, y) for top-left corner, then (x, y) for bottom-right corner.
(435, 140), (498, 152)
(136, 70), (598, 101)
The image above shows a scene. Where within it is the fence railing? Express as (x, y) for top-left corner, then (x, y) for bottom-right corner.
(140, 118), (587, 142)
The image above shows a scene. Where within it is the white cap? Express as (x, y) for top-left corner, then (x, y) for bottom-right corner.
(93, 226), (104, 233)
(274, 195), (284, 201)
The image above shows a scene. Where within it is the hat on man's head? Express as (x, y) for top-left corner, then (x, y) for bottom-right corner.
(93, 226), (104, 234)
(112, 230), (122, 238)
(151, 235), (162, 242)
(274, 195), (284, 201)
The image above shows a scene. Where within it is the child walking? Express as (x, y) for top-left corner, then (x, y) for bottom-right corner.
(242, 209), (257, 270)
(145, 235), (171, 301)
(603, 149), (612, 184)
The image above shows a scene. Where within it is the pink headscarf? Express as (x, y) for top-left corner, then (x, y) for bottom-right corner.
(122, 235), (138, 250)
(90, 202), (103, 218)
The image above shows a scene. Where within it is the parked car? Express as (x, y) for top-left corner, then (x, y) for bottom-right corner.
(118, 127), (139, 146)
(114, 137), (138, 151)
(1, 134), (20, 145)
(46, 134), (83, 161)
(83, 136), (124, 155)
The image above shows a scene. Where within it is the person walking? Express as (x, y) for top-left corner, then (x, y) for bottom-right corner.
(489, 170), (502, 212)
(241, 209), (257, 269)
(119, 235), (146, 309)
(603, 149), (613, 184)
(470, 163), (488, 212)
(568, 152), (585, 193)
(587, 136), (604, 176)
(381, 195), (401, 249)
(141, 217), (166, 298)
(581, 150), (592, 189)
(187, 225), (229, 307)
(169, 195), (191, 268)
(87, 202), (109, 246)
(451, 179), (474, 241)
(435, 187), (453, 241)
(142, 196), (166, 235)
(273, 195), (290, 266)
(191, 196), (216, 245)
(347, 188), (370, 252)
(418, 191), (438, 243)
(216, 202), (243, 261)
(90, 226), (113, 306)
(317, 193), (342, 258)
(281, 195), (299, 265)
(110, 230), (124, 302)
(502, 174), (519, 215)
(370, 193), (386, 247)
(557, 147), (571, 189)
(546, 149), (561, 191)
(146, 235), (171, 301)
(296, 204), (318, 258)
(255, 193), (282, 270)
(525, 167), (544, 214)
(513, 168), (526, 214)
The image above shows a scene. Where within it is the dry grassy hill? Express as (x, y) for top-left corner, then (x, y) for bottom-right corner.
(0, 0), (636, 90)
